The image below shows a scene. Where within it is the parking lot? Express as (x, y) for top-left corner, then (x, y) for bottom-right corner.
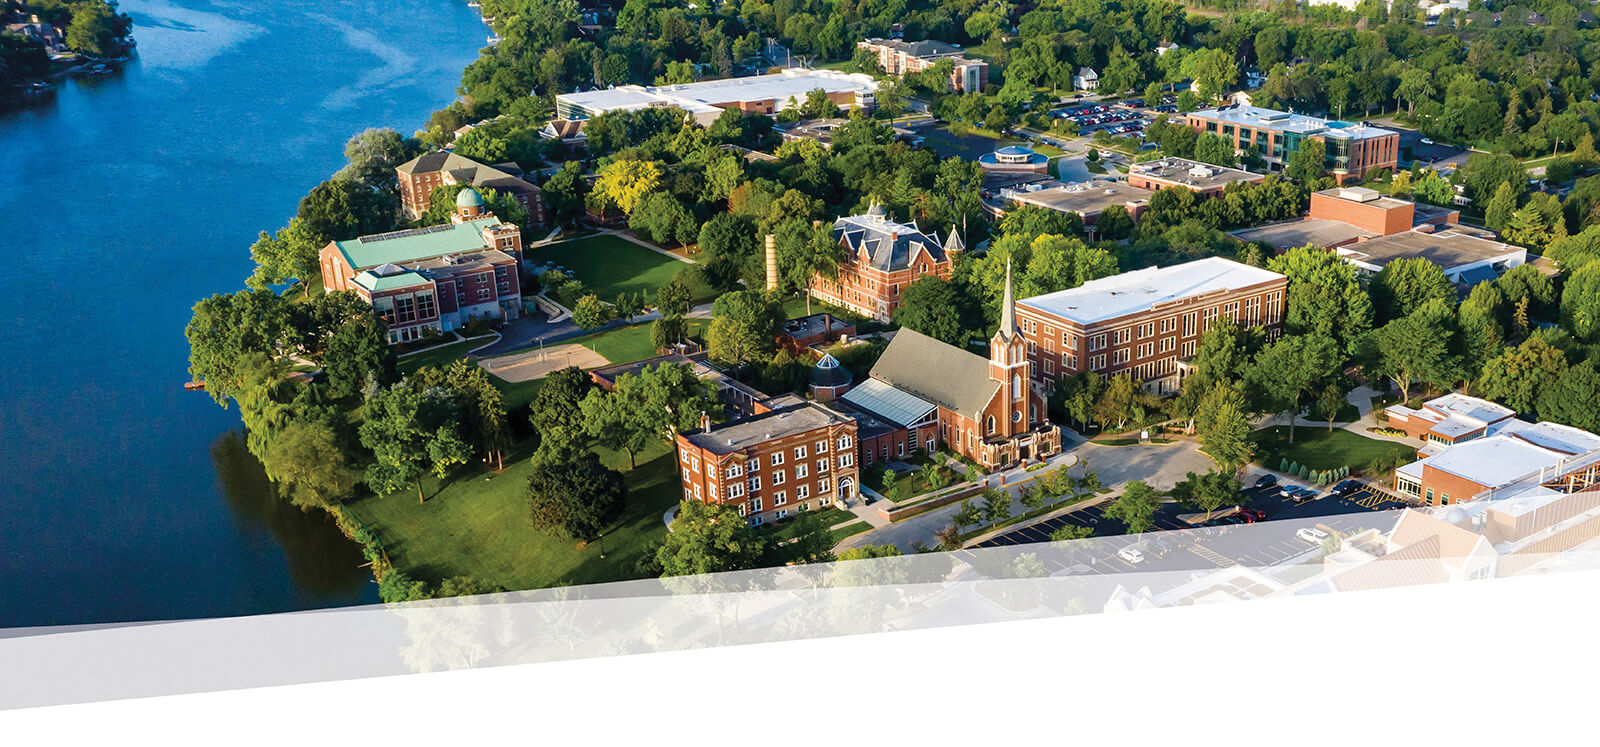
(1050, 97), (1175, 139)
(969, 481), (1414, 577)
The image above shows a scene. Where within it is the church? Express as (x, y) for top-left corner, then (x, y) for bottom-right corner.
(835, 262), (1062, 470)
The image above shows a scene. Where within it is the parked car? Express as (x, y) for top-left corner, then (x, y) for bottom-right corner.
(1278, 484), (1302, 500)
(1296, 487), (1322, 502)
(1239, 507), (1267, 521)
(1296, 527), (1330, 544)
(1255, 474), (1279, 488)
(1117, 547), (1145, 564)
(1331, 479), (1362, 497)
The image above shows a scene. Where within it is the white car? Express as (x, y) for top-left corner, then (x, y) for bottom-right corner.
(1116, 547), (1145, 564)
(1296, 527), (1330, 544)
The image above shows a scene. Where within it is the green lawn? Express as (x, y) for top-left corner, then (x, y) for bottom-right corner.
(529, 234), (705, 301)
(534, 318), (711, 366)
(1252, 426), (1416, 473)
(397, 336), (496, 375)
(344, 439), (681, 591)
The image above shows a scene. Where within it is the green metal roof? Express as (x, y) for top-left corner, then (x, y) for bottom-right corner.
(353, 270), (430, 292)
(334, 218), (500, 270)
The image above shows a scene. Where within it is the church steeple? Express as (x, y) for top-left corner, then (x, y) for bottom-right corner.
(998, 258), (1018, 341)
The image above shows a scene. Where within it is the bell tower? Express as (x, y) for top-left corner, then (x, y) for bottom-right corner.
(989, 260), (1029, 436)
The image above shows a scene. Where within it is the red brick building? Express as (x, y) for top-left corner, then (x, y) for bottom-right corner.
(1014, 257), (1288, 395)
(676, 402), (861, 526)
(857, 38), (987, 92)
(1182, 105), (1398, 185)
(319, 190), (525, 344)
(1393, 420), (1600, 506)
(809, 203), (962, 322)
(396, 151), (546, 227)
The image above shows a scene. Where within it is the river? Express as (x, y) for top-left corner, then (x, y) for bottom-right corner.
(0, 0), (488, 628)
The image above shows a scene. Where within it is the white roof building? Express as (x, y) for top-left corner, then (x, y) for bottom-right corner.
(554, 69), (879, 126)
(1017, 257), (1285, 326)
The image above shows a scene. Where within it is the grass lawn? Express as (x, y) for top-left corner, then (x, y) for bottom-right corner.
(529, 234), (708, 301)
(547, 318), (711, 366)
(397, 336), (496, 375)
(1252, 426), (1416, 473)
(830, 522), (873, 543)
(344, 439), (681, 591)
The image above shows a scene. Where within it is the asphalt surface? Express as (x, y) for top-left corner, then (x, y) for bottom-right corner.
(967, 482), (1412, 578)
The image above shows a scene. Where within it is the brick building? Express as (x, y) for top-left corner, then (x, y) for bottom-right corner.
(1385, 393), (1517, 448)
(1182, 105), (1399, 185)
(1014, 257), (1288, 395)
(808, 203), (962, 322)
(836, 264), (1061, 470)
(857, 38), (988, 92)
(554, 69), (878, 126)
(1393, 420), (1600, 506)
(396, 151), (546, 226)
(676, 402), (861, 526)
(319, 189), (524, 344)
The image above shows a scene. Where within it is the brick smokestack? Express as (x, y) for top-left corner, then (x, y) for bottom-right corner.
(765, 234), (778, 292)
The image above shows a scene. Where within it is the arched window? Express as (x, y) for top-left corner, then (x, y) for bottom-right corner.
(986, 415), (996, 435)
(1013, 374), (1022, 400)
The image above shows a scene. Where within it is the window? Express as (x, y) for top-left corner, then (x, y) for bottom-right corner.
(1012, 410), (1022, 423)
(837, 435), (852, 450)
(690, 458), (700, 473)
(797, 485), (810, 500)
(416, 292), (436, 319)
(1159, 338), (1175, 353)
(1182, 312), (1196, 336)
(683, 486), (692, 500)
(1090, 354), (1106, 371)
(476, 288), (490, 301)
(1137, 323), (1154, 339)
(838, 452), (853, 468)
(724, 464), (743, 479)
(1088, 334), (1107, 351)
(1112, 349), (1130, 365)
(1113, 328), (1131, 345)
(773, 491), (786, 506)
(773, 470), (787, 485)
(794, 445), (807, 460)
(776, 509), (788, 520)
(1012, 374), (1022, 400)
(771, 451), (785, 466)
(726, 482), (745, 499)
(817, 458), (829, 473)
(795, 463), (808, 479)
(1061, 331), (1075, 348)
(819, 477), (829, 494)
(747, 457), (760, 471)
(707, 485), (718, 501)
(748, 475), (761, 492)
(816, 439), (828, 453)
(750, 497), (762, 512)
(1159, 316), (1176, 334)
(986, 415), (996, 435)
(693, 484), (702, 500)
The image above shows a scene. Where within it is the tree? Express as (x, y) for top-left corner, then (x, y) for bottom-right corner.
(954, 499), (983, 531)
(838, 545), (903, 561)
(411, 359), (511, 470)
(656, 501), (767, 576)
(527, 450), (626, 543)
(1371, 305), (1455, 399)
(774, 220), (842, 314)
(530, 366), (590, 434)
(1249, 333), (1340, 443)
(656, 274), (693, 317)
(1285, 138), (1326, 184)
(1315, 381), (1349, 431)
(1372, 257), (1455, 323)
(1171, 470), (1240, 522)
(572, 294), (610, 330)
(1095, 204), (1134, 240)
(1561, 264), (1600, 343)
(1535, 361), (1600, 431)
(982, 488), (1013, 527)
(651, 315), (688, 351)
(1093, 374), (1140, 430)
(1194, 382), (1253, 472)
(593, 159), (663, 215)
(1105, 480), (1159, 534)
(321, 309), (396, 399)
(1268, 245), (1374, 354)
(297, 178), (394, 241)
(1049, 525), (1094, 542)
(1194, 132), (1237, 167)
(1476, 336), (1568, 414)
(613, 291), (645, 322)
(185, 289), (293, 406)
(360, 384), (473, 504)
(1183, 48), (1239, 103)
(247, 217), (326, 290)
(541, 161), (587, 225)
(420, 183), (529, 227)
(707, 289), (779, 367)
(582, 362), (722, 467)
(259, 419), (354, 510)
(337, 128), (416, 191)
(892, 276), (964, 346)
(629, 192), (697, 246)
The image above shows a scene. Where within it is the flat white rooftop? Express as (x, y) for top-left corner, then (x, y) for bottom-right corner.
(1018, 257), (1285, 326)
(1190, 105), (1395, 141)
(1424, 393), (1515, 425)
(556, 69), (878, 117)
(1418, 435), (1569, 489)
(1498, 420), (1600, 455)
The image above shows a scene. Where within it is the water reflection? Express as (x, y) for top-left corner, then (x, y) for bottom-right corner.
(210, 430), (375, 601)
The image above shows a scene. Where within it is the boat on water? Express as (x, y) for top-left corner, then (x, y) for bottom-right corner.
(487, 35), (501, 44)
(466, 1), (480, 6)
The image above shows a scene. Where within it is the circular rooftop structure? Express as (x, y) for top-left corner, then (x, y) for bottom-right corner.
(811, 354), (852, 389)
(979, 145), (1049, 172)
(456, 187), (485, 208)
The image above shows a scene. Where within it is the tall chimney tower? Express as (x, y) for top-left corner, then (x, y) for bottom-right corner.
(765, 234), (778, 292)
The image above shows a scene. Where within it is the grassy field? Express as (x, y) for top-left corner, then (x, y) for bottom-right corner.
(529, 234), (706, 301)
(543, 318), (712, 366)
(1252, 426), (1416, 472)
(397, 336), (497, 375)
(344, 439), (681, 591)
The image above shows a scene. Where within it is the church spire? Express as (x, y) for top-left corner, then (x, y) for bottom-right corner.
(999, 258), (1017, 339)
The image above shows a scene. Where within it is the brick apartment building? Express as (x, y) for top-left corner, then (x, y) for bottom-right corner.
(857, 38), (988, 92)
(1014, 257), (1288, 395)
(835, 264), (1061, 470)
(676, 402), (861, 526)
(396, 151), (546, 227)
(808, 203), (962, 322)
(319, 189), (524, 344)
(1183, 105), (1398, 185)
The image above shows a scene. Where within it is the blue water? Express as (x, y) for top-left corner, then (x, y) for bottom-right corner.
(0, 0), (487, 627)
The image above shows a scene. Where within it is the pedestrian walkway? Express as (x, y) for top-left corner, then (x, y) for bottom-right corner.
(596, 228), (696, 264)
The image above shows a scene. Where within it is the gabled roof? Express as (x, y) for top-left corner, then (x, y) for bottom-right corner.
(833, 210), (948, 272)
(397, 151), (539, 197)
(868, 328), (999, 419)
(1387, 510), (1493, 570)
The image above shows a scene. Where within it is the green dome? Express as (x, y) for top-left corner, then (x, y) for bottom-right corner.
(456, 187), (485, 208)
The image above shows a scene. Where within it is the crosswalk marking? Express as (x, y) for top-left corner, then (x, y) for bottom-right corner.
(1187, 544), (1233, 567)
